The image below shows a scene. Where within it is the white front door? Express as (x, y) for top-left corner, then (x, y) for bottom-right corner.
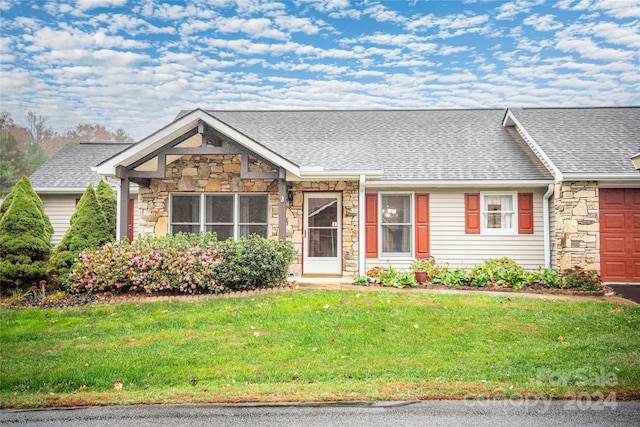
(303, 193), (342, 275)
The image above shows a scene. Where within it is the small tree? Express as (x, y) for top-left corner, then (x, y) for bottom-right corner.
(0, 176), (54, 238)
(96, 180), (117, 239)
(47, 184), (112, 287)
(0, 187), (51, 289)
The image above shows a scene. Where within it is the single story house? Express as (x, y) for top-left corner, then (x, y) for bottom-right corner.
(29, 141), (140, 245)
(35, 107), (640, 283)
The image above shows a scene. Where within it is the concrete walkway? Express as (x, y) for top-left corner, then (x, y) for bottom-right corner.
(288, 277), (639, 306)
(92, 277), (638, 306)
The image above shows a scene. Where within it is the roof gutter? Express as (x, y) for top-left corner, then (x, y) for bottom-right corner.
(33, 187), (139, 194)
(562, 174), (640, 181)
(366, 180), (553, 188)
(297, 168), (383, 179)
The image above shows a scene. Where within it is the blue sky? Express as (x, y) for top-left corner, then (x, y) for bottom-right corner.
(1, 0), (639, 139)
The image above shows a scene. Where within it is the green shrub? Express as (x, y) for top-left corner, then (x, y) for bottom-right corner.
(469, 257), (525, 288)
(69, 232), (224, 294)
(432, 269), (470, 287)
(374, 264), (416, 288)
(48, 184), (113, 287)
(68, 233), (295, 294)
(561, 266), (602, 291)
(216, 235), (296, 291)
(526, 268), (561, 288)
(96, 180), (117, 239)
(0, 176), (53, 238)
(353, 275), (370, 285)
(0, 187), (51, 289)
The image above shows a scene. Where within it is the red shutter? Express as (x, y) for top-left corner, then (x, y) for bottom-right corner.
(415, 194), (430, 258)
(365, 193), (378, 258)
(465, 193), (481, 234)
(518, 193), (534, 234)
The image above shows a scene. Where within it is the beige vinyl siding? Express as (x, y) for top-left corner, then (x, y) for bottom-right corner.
(429, 189), (545, 271)
(40, 193), (139, 247)
(364, 188), (546, 272)
(40, 193), (81, 246)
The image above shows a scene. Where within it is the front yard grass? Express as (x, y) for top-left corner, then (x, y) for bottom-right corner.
(1, 290), (639, 408)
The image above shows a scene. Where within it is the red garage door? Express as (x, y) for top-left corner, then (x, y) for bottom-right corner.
(600, 189), (640, 282)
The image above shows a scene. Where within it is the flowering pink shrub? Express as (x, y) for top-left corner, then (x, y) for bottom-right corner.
(68, 233), (224, 294)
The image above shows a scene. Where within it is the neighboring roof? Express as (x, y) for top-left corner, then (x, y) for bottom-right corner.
(30, 141), (132, 191)
(507, 107), (640, 178)
(200, 109), (553, 182)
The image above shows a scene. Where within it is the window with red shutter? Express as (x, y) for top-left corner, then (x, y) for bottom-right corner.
(365, 193), (378, 258)
(415, 193), (430, 258)
(518, 193), (534, 234)
(465, 193), (481, 234)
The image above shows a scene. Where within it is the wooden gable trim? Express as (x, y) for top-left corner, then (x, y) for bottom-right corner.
(118, 120), (281, 182)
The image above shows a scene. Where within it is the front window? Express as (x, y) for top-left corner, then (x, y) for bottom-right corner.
(380, 194), (412, 257)
(171, 193), (268, 239)
(482, 192), (516, 234)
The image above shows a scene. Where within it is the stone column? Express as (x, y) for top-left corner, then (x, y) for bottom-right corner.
(553, 181), (600, 272)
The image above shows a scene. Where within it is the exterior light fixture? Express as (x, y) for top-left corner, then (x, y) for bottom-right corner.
(632, 152), (640, 171)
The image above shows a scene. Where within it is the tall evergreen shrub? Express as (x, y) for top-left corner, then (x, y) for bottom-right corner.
(47, 184), (113, 287)
(0, 187), (51, 289)
(96, 180), (117, 239)
(0, 175), (53, 238)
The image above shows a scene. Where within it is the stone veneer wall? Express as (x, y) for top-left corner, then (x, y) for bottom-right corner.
(287, 180), (360, 276)
(137, 154), (360, 277)
(553, 181), (600, 272)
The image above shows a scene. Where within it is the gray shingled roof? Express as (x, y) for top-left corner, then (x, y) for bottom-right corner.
(206, 109), (553, 181)
(30, 141), (132, 190)
(510, 107), (640, 175)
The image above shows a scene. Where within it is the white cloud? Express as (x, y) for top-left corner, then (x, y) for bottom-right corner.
(24, 26), (149, 52)
(408, 13), (489, 31)
(274, 15), (320, 35)
(216, 16), (287, 39)
(523, 14), (564, 31)
(0, 0), (11, 11)
(364, 3), (406, 23)
(495, 0), (546, 20)
(76, 0), (127, 10)
(92, 13), (176, 35)
(556, 36), (633, 60)
(592, 0), (640, 18)
(592, 21), (640, 48)
(554, 0), (591, 11)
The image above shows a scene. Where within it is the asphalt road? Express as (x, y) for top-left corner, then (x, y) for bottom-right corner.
(609, 284), (640, 304)
(2, 400), (639, 427)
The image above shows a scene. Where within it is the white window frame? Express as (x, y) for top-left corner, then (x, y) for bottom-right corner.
(379, 192), (414, 258)
(169, 193), (269, 239)
(480, 191), (518, 235)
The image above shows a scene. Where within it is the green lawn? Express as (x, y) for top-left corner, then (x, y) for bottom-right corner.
(1, 290), (639, 408)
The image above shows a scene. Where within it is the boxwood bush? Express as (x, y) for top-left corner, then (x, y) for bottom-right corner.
(68, 233), (296, 294)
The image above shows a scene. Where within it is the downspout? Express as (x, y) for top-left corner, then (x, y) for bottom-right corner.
(543, 183), (555, 268)
(358, 174), (366, 277)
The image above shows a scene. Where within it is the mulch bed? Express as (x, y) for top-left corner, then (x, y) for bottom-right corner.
(414, 282), (615, 297)
(1, 286), (294, 310)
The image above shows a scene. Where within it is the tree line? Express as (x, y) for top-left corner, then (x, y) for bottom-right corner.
(0, 111), (134, 197)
